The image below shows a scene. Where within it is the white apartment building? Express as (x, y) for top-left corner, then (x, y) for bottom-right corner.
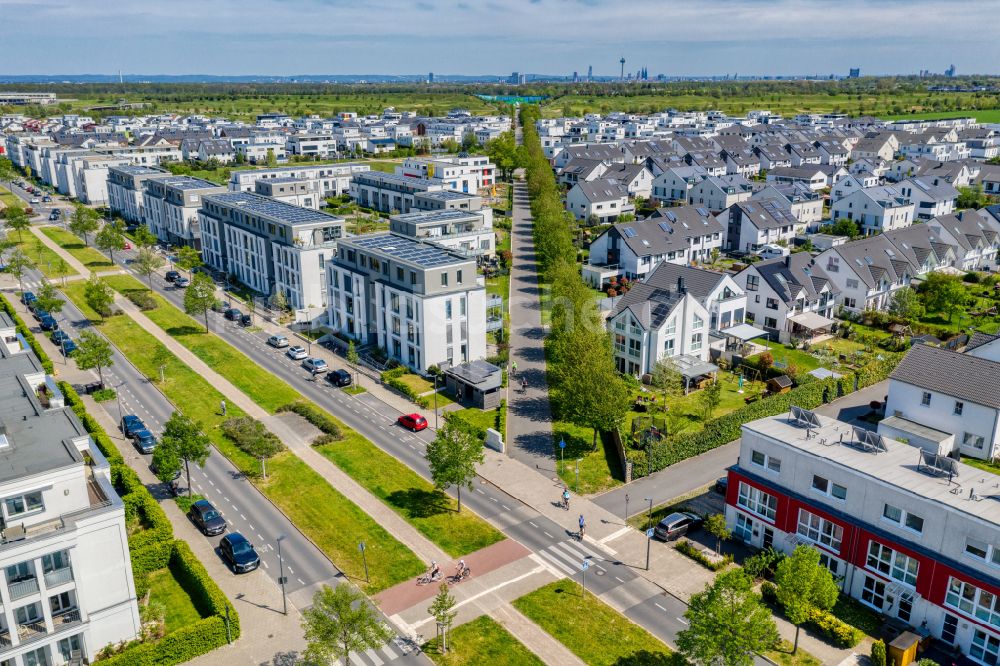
(107, 165), (172, 224)
(830, 186), (916, 236)
(286, 134), (338, 159)
(396, 156), (496, 193)
(388, 209), (494, 257)
(73, 155), (132, 206)
(228, 163), (371, 199)
(198, 192), (346, 312)
(253, 178), (320, 209)
(326, 233), (487, 372)
(142, 176), (227, 249)
(0, 318), (141, 666)
(350, 172), (446, 214)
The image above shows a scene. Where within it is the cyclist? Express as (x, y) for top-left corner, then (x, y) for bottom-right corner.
(562, 487), (570, 510)
(455, 559), (467, 576)
(511, 361), (518, 376)
(429, 560), (440, 580)
(578, 514), (586, 539)
(521, 376), (528, 392)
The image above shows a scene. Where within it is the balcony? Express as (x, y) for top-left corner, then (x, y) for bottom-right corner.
(15, 619), (46, 643)
(0, 627), (10, 647)
(52, 608), (81, 630)
(44, 566), (73, 588)
(8, 577), (39, 600)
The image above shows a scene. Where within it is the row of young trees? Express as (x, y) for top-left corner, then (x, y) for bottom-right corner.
(519, 106), (632, 447)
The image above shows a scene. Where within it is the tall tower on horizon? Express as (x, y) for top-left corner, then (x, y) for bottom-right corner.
(620, 57), (626, 80)
(587, 65), (593, 81)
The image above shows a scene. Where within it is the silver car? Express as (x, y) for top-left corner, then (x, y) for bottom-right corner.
(267, 334), (289, 348)
(302, 358), (328, 374)
(286, 345), (308, 360)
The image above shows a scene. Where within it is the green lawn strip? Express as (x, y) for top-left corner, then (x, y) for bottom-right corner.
(146, 567), (204, 634)
(553, 421), (623, 495)
(764, 641), (822, 666)
(62, 282), (424, 592)
(1, 187), (24, 209)
(512, 580), (676, 666)
(101, 274), (299, 412)
(317, 433), (505, 557)
(448, 408), (496, 436)
(40, 226), (114, 269)
(13, 237), (77, 279)
(423, 615), (543, 666)
(367, 160), (400, 173)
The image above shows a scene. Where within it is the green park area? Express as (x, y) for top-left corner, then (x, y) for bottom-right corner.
(41, 226), (113, 270)
(423, 616), (543, 666)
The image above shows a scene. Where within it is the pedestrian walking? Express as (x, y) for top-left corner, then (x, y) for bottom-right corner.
(220, 399), (227, 416)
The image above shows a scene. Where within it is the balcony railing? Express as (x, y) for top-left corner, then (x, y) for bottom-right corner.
(8, 576), (39, 600)
(52, 608), (81, 629)
(16, 620), (46, 643)
(44, 566), (73, 588)
(0, 628), (10, 647)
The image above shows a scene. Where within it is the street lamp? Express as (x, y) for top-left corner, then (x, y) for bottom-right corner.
(575, 459), (582, 493)
(276, 535), (287, 615)
(644, 497), (654, 571)
(433, 373), (439, 430)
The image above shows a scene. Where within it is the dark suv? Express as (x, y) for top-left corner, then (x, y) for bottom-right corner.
(165, 270), (181, 283)
(189, 499), (227, 536)
(120, 414), (146, 438)
(131, 429), (157, 454)
(219, 532), (260, 573)
(327, 369), (352, 387)
(653, 512), (704, 541)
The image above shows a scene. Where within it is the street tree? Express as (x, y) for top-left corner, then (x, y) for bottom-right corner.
(270, 287), (288, 312)
(425, 420), (484, 512)
(346, 340), (361, 386)
(6, 249), (33, 299)
(922, 272), (968, 322)
(705, 513), (731, 556)
(131, 225), (158, 249)
(152, 346), (173, 384)
(55, 258), (69, 285)
(651, 356), (683, 413)
(175, 245), (203, 276)
(0, 156), (15, 189)
(34, 279), (65, 315)
(159, 411), (211, 497)
(3, 206), (31, 243)
(184, 272), (216, 332)
(302, 584), (393, 666)
(151, 443), (182, 485)
(134, 247), (165, 290)
(676, 569), (779, 666)
(95, 219), (127, 264)
(700, 378), (723, 421)
(774, 545), (839, 654)
(888, 286), (922, 320)
(69, 205), (100, 246)
(74, 330), (114, 385)
(221, 416), (284, 478)
(84, 273), (114, 319)
(427, 584), (458, 654)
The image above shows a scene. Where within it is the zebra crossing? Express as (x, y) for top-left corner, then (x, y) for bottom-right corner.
(536, 537), (608, 577)
(343, 635), (420, 666)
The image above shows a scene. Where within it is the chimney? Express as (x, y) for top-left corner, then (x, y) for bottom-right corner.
(677, 276), (686, 293)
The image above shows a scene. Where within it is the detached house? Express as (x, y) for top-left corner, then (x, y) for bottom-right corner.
(602, 163), (654, 199)
(640, 262), (747, 333)
(733, 252), (837, 342)
(688, 174), (753, 212)
(651, 165), (707, 205)
(929, 212), (1000, 271)
(721, 199), (802, 253)
(830, 186), (915, 235)
(565, 179), (634, 224)
(897, 178), (958, 221)
(751, 184), (823, 229)
(766, 166), (828, 192)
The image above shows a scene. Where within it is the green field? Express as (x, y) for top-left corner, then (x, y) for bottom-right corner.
(146, 567), (204, 634)
(40, 226), (113, 270)
(423, 616), (543, 666)
(512, 580), (676, 666)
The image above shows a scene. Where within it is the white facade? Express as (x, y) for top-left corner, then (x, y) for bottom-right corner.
(608, 291), (711, 377)
(229, 163), (370, 199)
(830, 187), (915, 236)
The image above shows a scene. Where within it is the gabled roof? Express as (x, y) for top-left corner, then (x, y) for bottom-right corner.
(560, 157), (607, 178)
(609, 282), (685, 331)
(731, 199), (799, 231)
(827, 235), (916, 288)
(614, 205), (723, 257)
(571, 179), (630, 203)
(748, 252), (836, 305)
(640, 262), (729, 305)
(890, 344), (1000, 410)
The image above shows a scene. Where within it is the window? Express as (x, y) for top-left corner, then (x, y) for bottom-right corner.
(746, 275), (759, 291)
(663, 338), (675, 355)
(445, 300), (452, 320)
(750, 450), (781, 473)
(459, 297), (466, 317)
(457, 270), (463, 284)
(734, 513), (753, 542)
(766, 298), (779, 310)
(882, 504), (923, 533)
(921, 392), (931, 406)
(955, 401), (964, 416)
(812, 475), (847, 500)
(664, 318), (676, 336)
(867, 541), (919, 586)
(691, 334), (702, 352)
(441, 272), (448, 287)
(861, 575), (886, 610)
(692, 314), (703, 330)
(818, 552), (840, 577)
(964, 432), (986, 450)
(797, 509), (843, 551)
(737, 482), (777, 521)
(4, 490), (43, 517)
(947, 577), (1000, 629)
(846, 279), (859, 289)
(967, 539), (1000, 567)
(764, 316), (778, 329)
(971, 630), (1000, 665)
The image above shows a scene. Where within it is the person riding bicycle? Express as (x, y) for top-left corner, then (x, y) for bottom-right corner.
(429, 560), (440, 579)
(521, 376), (527, 391)
(511, 361), (518, 375)
(578, 514), (586, 538)
(456, 559), (467, 576)
(562, 487), (570, 509)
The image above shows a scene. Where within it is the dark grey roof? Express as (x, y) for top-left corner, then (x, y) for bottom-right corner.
(573, 179), (629, 203)
(967, 331), (1000, 351)
(610, 282), (685, 330)
(890, 344), (1000, 410)
(828, 235), (915, 288)
(445, 360), (501, 388)
(204, 192), (342, 225)
(611, 205), (722, 257)
(732, 199), (799, 231)
(641, 263), (728, 304)
(749, 252), (836, 304)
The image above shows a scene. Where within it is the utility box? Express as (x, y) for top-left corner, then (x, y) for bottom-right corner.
(888, 631), (919, 666)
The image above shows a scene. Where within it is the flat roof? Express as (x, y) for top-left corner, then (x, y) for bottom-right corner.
(342, 233), (470, 268)
(746, 412), (1000, 525)
(354, 171), (440, 188)
(163, 175), (224, 191)
(416, 190), (476, 201)
(110, 164), (168, 176)
(261, 176), (308, 184)
(205, 192), (344, 226)
(446, 360), (502, 387)
(393, 209), (481, 225)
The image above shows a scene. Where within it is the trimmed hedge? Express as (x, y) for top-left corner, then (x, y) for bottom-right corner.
(277, 400), (343, 440)
(761, 582), (864, 648)
(675, 539), (733, 571)
(631, 353), (902, 476)
(380, 366), (430, 408)
(0, 293), (54, 373)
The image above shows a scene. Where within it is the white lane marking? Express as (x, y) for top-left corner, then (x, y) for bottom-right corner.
(362, 648), (384, 666)
(528, 521), (537, 528)
(489, 497), (498, 503)
(615, 576), (625, 583)
(599, 526), (631, 545)
(262, 560), (269, 569)
(543, 531), (553, 539)
(677, 617), (689, 625)
(297, 577), (305, 585)
(411, 565), (548, 630)
(501, 504), (511, 511)
(208, 479), (215, 486)
(248, 523), (255, 531)
(287, 565), (294, 574)
(240, 514), (246, 520)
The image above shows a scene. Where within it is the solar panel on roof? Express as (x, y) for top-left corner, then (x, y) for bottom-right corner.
(622, 227), (637, 238)
(744, 204), (755, 213)
(697, 207), (709, 217)
(658, 222), (670, 232)
(665, 211), (677, 222)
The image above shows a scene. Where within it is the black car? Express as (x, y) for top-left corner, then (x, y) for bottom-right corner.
(120, 414), (146, 438)
(50, 330), (71, 345)
(190, 499), (227, 536)
(239, 314), (252, 326)
(40, 315), (59, 331)
(165, 270), (181, 283)
(219, 532), (259, 573)
(653, 512), (704, 541)
(131, 429), (157, 454)
(327, 369), (353, 387)
(20, 292), (36, 306)
(224, 308), (243, 321)
(714, 477), (729, 495)
(60, 340), (77, 356)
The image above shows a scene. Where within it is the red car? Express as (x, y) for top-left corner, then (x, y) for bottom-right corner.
(397, 413), (428, 431)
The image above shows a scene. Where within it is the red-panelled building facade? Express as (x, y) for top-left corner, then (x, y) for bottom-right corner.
(727, 414), (1000, 664)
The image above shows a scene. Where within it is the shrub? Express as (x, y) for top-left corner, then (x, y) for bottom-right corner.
(381, 367), (431, 407)
(758, 351), (773, 373)
(277, 401), (342, 440)
(871, 640), (887, 666)
(220, 416), (285, 456)
(312, 433), (338, 446)
(675, 539), (733, 571)
(92, 388), (117, 402)
(964, 272), (982, 284)
(126, 290), (157, 310)
(763, 582), (864, 648)
(743, 547), (785, 580)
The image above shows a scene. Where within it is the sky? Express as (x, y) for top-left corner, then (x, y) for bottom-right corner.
(2, 0), (999, 77)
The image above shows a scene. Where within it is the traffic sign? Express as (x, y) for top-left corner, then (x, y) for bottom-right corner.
(581, 560), (590, 571)
(358, 541), (366, 552)
(646, 528), (655, 538)
(559, 439), (566, 449)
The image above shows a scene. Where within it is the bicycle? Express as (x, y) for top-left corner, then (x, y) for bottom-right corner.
(561, 490), (570, 511)
(416, 567), (442, 585)
(447, 566), (471, 585)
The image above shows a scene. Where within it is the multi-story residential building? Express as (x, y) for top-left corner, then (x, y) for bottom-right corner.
(606, 269), (712, 377)
(286, 133), (338, 159)
(650, 165), (708, 205)
(637, 262), (747, 333)
(564, 180), (636, 224)
(228, 163), (370, 199)
(583, 206), (724, 286)
(253, 177), (321, 210)
(897, 178), (959, 221)
(142, 176), (227, 248)
(765, 166), (829, 192)
(326, 233), (486, 372)
(687, 174), (753, 212)
(734, 253), (837, 342)
(0, 316), (141, 665)
(830, 186), (915, 236)
(235, 143), (287, 164)
(73, 155), (132, 206)
(198, 192), (346, 311)
(350, 172), (447, 214)
(813, 235), (915, 313)
(725, 409), (1000, 664)
(396, 155), (496, 193)
(388, 209), (493, 257)
(721, 199), (803, 254)
(750, 184), (824, 229)
(107, 165), (172, 224)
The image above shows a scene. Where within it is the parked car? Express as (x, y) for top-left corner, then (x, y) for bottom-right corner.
(20, 292), (36, 306)
(29, 197), (40, 204)
(131, 429), (157, 454)
(397, 413), (428, 432)
(48, 210), (60, 221)
(174, 276), (190, 288)
(32, 308), (47, 321)
(302, 358), (328, 374)
(120, 414), (146, 438)
(267, 334), (289, 348)
(60, 340), (77, 356)
(286, 345), (308, 360)
(653, 512), (704, 541)
(714, 477), (729, 495)
(239, 314), (252, 327)
(211, 300), (231, 313)
(189, 499), (227, 536)
(224, 308), (243, 321)
(327, 369), (352, 387)
(39, 315), (59, 331)
(50, 330), (71, 345)
(219, 532), (260, 573)
(42, 195), (52, 203)
(164, 270), (181, 283)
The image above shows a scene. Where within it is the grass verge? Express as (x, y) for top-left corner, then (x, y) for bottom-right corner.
(423, 615), (543, 666)
(40, 226), (113, 269)
(553, 421), (624, 495)
(512, 580), (676, 666)
(147, 568), (204, 634)
(317, 434), (505, 557)
(62, 281), (424, 592)
(765, 641), (822, 666)
(14, 235), (77, 279)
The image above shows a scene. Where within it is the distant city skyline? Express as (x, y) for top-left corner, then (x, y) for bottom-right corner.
(2, 0), (999, 77)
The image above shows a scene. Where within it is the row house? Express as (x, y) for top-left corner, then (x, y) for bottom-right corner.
(897, 178), (959, 221)
(830, 186), (915, 236)
(564, 180), (634, 224)
(721, 199), (803, 254)
(750, 184), (824, 230)
(688, 174), (753, 212)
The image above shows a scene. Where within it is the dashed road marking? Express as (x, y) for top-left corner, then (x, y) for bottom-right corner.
(654, 603), (666, 612)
